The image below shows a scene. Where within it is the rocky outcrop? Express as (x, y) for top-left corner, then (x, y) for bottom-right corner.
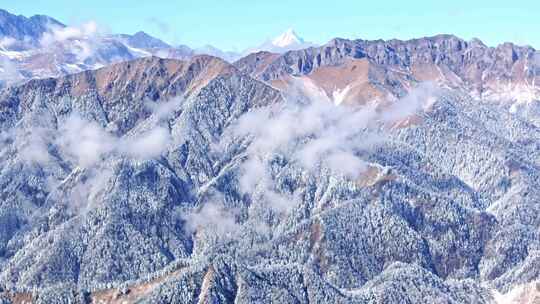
(235, 35), (540, 106)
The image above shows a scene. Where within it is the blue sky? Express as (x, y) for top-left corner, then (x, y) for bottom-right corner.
(3, 1), (539, 51)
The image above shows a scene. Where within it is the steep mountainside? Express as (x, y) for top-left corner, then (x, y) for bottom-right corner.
(0, 47), (540, 303)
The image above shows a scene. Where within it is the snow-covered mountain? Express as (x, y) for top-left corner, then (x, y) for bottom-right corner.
(1, 51), (540, 303)
(272, 28), (304, 47)
(0, 8), (255, 86)
(0, 8), (195, 87)
(245, 28), (317, 54)
(0, 8), (320, 86)
(2, 7), (540, 304)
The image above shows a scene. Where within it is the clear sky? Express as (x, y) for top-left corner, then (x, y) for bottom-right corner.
(3, 0), (539, 51)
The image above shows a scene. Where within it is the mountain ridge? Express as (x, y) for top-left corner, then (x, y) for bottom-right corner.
(234, 33), (540, 109)
(2, 8), (540, 304)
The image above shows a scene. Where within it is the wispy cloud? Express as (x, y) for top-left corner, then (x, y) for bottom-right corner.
(40, 21), (100, 46)
(4, 97), (182, 216)
(56, 113), (116, 168)
(182, 196), (241, 237)
(39, 21), (106, 63)
(380, 82), (439, 123)
(53, 98), (182, 168)
(221, 80), (439, 216)
(231, 92), (376, 180)
(120, 127), (171, 160)
(16, 127), (53, 165)
(144, 97), (183, 121)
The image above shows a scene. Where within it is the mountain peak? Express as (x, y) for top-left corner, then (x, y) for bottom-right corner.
(0, 8), (64, 44)
(126, 31), (170, 49)
(132, 31), (152, 38)
(272, 28), (304, 47)
(243, 28), (315, 55)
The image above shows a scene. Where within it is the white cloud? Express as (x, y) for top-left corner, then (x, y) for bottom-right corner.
(2, 97), (180, 217)
(120, 127), (171, 160)
(380, 81), (439, 122)
(39, 21), (104, 63)
(54, 109), (175, 167)
(231, 97), (377, 179)
(258, 188), (295, 214)
(182, 201), (241, 237)
(56, 114), (116, 168)
(16, 127), (52, 165)
(40, 21), (99, 46)
(326, 151), (368, 180)
(154, 49), (171, 59)
(220, 81), (439, 216)
(239, 156), (267, 192)
(144, 97), (183, 121)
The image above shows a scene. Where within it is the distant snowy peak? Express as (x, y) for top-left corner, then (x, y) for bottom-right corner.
(245, 28), (317, 55)
(195, 29), (314, 62)
(272, 28), (304, 47)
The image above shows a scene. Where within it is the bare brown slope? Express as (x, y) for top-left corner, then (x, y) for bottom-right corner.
(2, 55), (236, 105)
(56, 55), (237, 99)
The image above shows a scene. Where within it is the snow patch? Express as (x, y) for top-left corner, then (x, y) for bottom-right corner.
(332, 85), (351, 105)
